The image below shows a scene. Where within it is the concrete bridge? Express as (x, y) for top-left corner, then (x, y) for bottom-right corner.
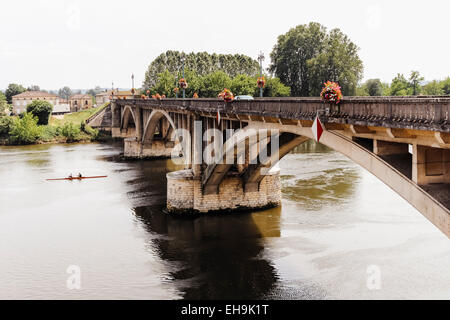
(104, 96), (449, 237)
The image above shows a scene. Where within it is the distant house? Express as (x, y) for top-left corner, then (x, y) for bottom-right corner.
(69, 94), (93, 112)
(52, 99), (70, 115)
(96, 89), (139, 105)
(113, 90), (139, 99)
(11, 91), (63, 115)
(95, 90), (114, 105)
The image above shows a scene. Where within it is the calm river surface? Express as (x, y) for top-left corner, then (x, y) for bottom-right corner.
(0, 141), (448, 300)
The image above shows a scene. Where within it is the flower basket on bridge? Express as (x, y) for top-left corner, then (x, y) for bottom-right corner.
(193, 92), (199, 99)
(173, 87), (179, 94)
(179, 78), (188, 89)
(257, 76), (266, 88)
(218, 89), (234, 102)
(320, 81), (343, 104)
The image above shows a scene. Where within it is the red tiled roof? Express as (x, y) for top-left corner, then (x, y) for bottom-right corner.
(70, 94), (92, 100)
(12, 91), (58, 99)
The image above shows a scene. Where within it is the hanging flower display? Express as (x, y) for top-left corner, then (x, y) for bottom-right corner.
(152, 93), (162, 100)
(141, 94), (146, 99)
(257, 76), (266, 88)
(131, 88), (136, 95)
(320, 81), (343, 104)
(173, 87), (179, 94)
(193, 92), (199, 99)
(218, 88), (234, 102)
(179, 78), (188, 89)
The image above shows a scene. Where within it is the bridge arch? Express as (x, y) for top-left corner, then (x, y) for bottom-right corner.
(142, 109), (177, 144)
(120, 105), (136, 131)
(204, 122), (449, 237)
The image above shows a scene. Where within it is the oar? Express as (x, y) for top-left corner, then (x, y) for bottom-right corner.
(46, 175), (108, 181)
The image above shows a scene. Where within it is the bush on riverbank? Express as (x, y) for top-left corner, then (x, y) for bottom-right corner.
(0, 113), (99, 145)
(9, 113), (42, 144)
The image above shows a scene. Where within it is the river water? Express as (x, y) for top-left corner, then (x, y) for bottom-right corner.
(0, 141), (448, 300)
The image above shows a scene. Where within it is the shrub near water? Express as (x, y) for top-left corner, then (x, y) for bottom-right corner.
(60, 122), (81, 142)
(0, 116), (14, 135)
(9, 113), (42, 144)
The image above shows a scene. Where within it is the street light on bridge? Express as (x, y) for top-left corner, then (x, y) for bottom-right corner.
(131, 73), (135, 95)
(257, 51), (265, 98)
(181, 54), (186, 99)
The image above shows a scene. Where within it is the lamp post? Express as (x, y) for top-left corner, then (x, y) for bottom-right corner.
(131, 73), (135, 96)
(174, 69), (179, 99)
(257, 51), (265, 98)
(181, 55), (186, 99)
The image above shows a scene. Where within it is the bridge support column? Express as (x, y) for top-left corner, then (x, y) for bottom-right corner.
(111, 101), (122, 138)
(166, 169), (281, 214)
(413, 145), (450, 185)
(124, 139), (180, 158)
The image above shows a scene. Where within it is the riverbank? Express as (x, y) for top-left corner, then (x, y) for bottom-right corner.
(0, 104), (110, 146)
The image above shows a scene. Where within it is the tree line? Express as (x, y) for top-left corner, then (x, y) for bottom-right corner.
(357, 72), (450, 96)
(146, 69), (290, 98)
(143, 22), (448, 98)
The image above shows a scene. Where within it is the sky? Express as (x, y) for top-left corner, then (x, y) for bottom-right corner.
(0, 0), (449, 91)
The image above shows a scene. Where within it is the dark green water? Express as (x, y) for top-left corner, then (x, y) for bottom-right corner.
(0, 141), (448, 299)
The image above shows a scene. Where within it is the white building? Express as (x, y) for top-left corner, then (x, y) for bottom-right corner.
(11, 91), (67, 115)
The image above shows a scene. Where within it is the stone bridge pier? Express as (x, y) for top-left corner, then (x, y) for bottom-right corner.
(110, 97), (450, 237)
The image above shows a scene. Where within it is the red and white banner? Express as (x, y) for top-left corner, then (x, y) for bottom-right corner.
(216, 109), (221, 125)
(311, 115), (324, 142)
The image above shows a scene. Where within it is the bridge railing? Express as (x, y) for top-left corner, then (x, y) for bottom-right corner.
(116, 97), (450, 131)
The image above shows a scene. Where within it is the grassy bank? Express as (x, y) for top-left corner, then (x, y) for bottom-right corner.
(50, 103), (108, 126)
(0, 104), (109, 145)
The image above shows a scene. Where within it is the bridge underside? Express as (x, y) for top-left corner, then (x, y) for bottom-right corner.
(109, 98), (450, 237)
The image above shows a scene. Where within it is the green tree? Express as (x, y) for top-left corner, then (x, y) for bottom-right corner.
(355, 84), (369, 96)
(260, 77), (291, 97)
(0, 91), (8, 115)
(58, 86), (72, 100)
(198, 71), (232, 97)
(270, 22), (363, 97)
(270, 22), (326, 96)
(5, 83), (26, 104)
(381, 82), (391, 96)
(307, 28), (363, 96)
(230, 75), (256, 96)
(422, 80), (444, 95)
(27, 85), (41, 91)
(26, 100), (53, 125)
(439, 77), (450, 95)
(9, 112), (42, 144)
(365, 79), (383, 96)
(152, 70), (176, 97)
(409, 71), (424, 95)
(143, 51), (259, 90)
(0, 116), (14, 135)
(390, 74), (411, 96)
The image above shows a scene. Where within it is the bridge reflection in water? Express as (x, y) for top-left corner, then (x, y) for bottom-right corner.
(127, 141), (358, 299)
(133, 206), (280, 299)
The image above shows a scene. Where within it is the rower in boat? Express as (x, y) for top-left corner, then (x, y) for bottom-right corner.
(78, 173), (82, 178)
(68, 173), (73, 179)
